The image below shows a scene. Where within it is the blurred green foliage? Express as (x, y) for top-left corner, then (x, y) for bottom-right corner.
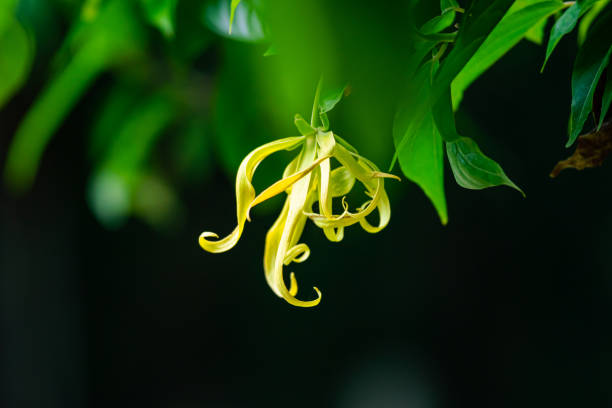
(1, 0), (611, 229)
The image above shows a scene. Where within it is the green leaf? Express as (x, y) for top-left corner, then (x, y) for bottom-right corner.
(542, 0), (600, 70)
(420, 10), (456, 36)
(599, 72), (612, 129)
(440, 0), (459, 9)
(319, 85), (348, 114)
(140, 0), (178, 38)
(578, 0), (610, 45)
(435, 0), (515, 90)
(452, 1), (565, 108)
(396, 111), (447, 225)
(434, 89), (523, 195)
(393, 64), (447, 224)
(525, 19), (547, 45)
(446, 137), (524, 195)
(568, 8), (612, 146)
(0, 17), (32, 109)
(395, 0), (514, 161)
(229, 0), (241, 34)
(203, 0), (265, 43)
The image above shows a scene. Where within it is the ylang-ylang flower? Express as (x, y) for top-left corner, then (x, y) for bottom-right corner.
(199, 92), (399, 307)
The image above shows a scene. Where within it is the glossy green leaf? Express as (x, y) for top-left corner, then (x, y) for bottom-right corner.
(203, 0), (265, 43)
(542, 0), (600, 70)
(393, 64), (447, 224)
(452, 1), (565, 108)
(508, 0), (557, 45)
(0, 17), (32, 109)
(140, 0), (177, 38)
(440, 0), (459, 9)
(420, 10), (456, 36)
(578, 0), (610, 45)
(446, 137), (524, 195)
(435, 0), (515, 91)
(568, 8), (612, 146)
(434, 89), (523, 194)
(396, 111), (447, 225)
(525, 19), (547, 45)
(599, 72), (612, 129)
(319, 85), (348, 114)
(395, 0), (514, 163)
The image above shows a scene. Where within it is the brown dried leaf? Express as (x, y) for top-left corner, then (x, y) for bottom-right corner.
(550, 120), (612, 177)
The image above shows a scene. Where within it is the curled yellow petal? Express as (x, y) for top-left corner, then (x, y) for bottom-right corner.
(284, 243), (310, 265)
(289, 272), (298, 296)
(306, 176), (384, 229)
(268, 136), (322, 307)
(199, 136), (304, 253)
(333, 143), (374, 186)
(249, 154), (330, 211)
(264, 198), (290, 297)
(359, 190), (391, 233)
(318, 157), (333, 217)
(323, 226), (344, 242)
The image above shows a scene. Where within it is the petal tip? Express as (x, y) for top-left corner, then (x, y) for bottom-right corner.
(371, 171), (401, 181)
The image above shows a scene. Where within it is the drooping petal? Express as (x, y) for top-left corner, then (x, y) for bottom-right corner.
(306, 176), (384, 229)
(268, 136), (322, 307)
(199, 136), (304, 253)
(284, 243), (310, 264)
(263, 197), (290, 297)
(359, 190), (391, 233)
(249, 154), (330, 211)
(316, 131), (336, 218)
(289, 272), (298, 296)
(323, 226), (344, 242)
(306, 139), (400, 230)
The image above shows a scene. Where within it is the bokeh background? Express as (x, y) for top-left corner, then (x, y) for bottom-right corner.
(1, 0), (611, 407)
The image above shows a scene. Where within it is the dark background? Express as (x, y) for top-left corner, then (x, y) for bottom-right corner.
(2, 3), (612, 408)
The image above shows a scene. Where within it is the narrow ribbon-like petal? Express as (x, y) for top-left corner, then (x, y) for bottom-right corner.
(359, 190), (391, 233)
(284, 243), (310, 265)
(323, 226), (344, 242)
(249, 154), (330, 211)
(316, 131), (336, 218)
(306, 176), (384, 229)
(199, 136), (304, 253)
(268, 136), (322, 307)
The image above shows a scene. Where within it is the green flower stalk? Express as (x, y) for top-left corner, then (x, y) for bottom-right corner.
(199, 92), (399, 307)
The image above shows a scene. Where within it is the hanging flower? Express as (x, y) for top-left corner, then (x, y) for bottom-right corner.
(199, 89), (399, 307)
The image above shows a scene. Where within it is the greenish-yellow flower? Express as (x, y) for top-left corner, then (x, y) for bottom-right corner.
(199, 112), (399, 307)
